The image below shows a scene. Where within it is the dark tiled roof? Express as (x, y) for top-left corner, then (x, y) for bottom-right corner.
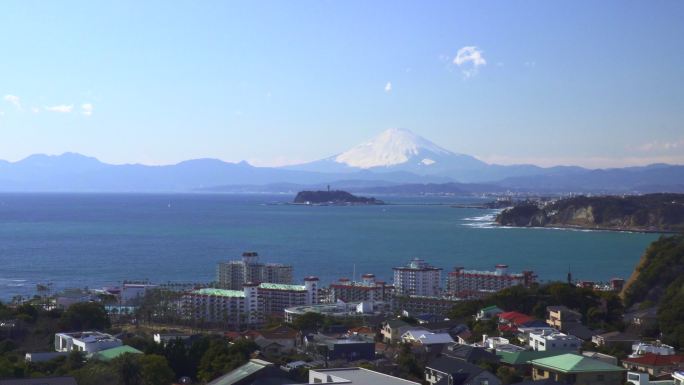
(442, 343), (500, 364)
(427, 357), (486, 385)
(511, 379), (564, 385)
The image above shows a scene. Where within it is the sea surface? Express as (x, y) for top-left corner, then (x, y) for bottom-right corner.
(0, 193), (660, 300)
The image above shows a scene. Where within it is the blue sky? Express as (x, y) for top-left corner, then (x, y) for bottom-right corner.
(1, 1), (683, 168)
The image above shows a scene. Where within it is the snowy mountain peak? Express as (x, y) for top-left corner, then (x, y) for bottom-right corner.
(334, 128), (453, 168)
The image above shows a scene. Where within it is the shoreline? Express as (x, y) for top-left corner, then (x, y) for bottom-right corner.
(494, 222), (678, 235)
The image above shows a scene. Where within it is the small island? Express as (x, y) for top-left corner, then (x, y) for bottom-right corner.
(293, 190), (384, 205)
(495, 193), (684, 233)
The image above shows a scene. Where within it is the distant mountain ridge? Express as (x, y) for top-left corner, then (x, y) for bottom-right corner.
(0, 128), (683, 193)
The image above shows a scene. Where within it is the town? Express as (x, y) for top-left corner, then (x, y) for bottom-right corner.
(1, 247), (683, 385)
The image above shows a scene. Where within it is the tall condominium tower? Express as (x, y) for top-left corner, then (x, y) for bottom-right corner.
(216, 252), (293, 289)
(392, 258), (442, 297)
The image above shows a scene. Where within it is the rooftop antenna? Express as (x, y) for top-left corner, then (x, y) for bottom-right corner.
(353, 263), (356, 282)
(327, 184), (330, 192)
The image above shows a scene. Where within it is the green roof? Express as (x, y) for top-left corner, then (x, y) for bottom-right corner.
(530, 353), (625, 373)
(193, 288), (245, 297)
(498, 350), (560, 365)
(258, 283), (306, 291)
(94, 345), (142, 361)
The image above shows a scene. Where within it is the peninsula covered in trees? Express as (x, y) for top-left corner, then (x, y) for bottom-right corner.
(496, 193), (684, 232)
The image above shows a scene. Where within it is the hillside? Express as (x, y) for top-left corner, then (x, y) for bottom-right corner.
(622, 235), (684, 348)
(496, 193), (684, 232)
(293, 190), (383, 205)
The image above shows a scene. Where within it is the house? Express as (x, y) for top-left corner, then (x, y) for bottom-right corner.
(632, 341), (676, 357)
(92, 345), (142, 361)
(54, 331), (122, 354)
(401, 330), (454, 346)
(425, 357), (501, 385)
(305, 334), (375, 362)
(530, 353), (626, 385)
(626, 371), (676, 385)
(499, 311), (547, 332)
(625, 308), (659, 330)
(308, 367), (420, 384)
(254, 325), (298, 354)
(206, 358), (292, 385)
(380, 319), (414, 343)
(528, 330), (582, 352)
(0, 378), (78, 385)
(622, 354), (684, 377)
(510, 380), (564, 385)
(546, 306), (582, 330)
(477, 305), (504, 321)
(346, 326), (375, 339)
(497, 350), (562, 374)
(153, 332), (193, 346)
(441, 343), (500, 365)
(592, 331), (640, 349)
(674, 371), (684, 385)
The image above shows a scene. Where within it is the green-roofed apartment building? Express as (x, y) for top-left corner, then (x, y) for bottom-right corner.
(183, 278), (319, 328)
(530, 353), (626, 385)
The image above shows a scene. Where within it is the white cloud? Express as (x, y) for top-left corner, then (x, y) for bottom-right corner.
(81, 103), (93, 116)
(633, 139), (684, 152)
(31, 107), (40, 114)
(45, 105), (73, 113)
(453, 46), (486, 78)
(384, 81), (392, 93)
(3, 94), (21, 110)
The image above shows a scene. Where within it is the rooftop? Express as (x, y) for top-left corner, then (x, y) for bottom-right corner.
(93, 345), (142, 361)
(622, 353), (684, 367)
(259, 283), (306, 291)
(191, 288), (245, 298)
(310, 367), (420, 385)
(530, 353), (625, 373)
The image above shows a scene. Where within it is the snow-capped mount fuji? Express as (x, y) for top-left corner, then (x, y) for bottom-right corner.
(287, 128), (487, 175)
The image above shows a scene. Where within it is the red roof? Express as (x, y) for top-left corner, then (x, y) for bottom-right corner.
(499, 311), (535, 325)
(623, 354), (684, 367)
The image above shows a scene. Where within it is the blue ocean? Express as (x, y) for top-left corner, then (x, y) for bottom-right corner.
(0, 193), (659, 300)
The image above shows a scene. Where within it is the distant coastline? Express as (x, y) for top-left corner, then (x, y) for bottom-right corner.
(495, 193), (684, 234)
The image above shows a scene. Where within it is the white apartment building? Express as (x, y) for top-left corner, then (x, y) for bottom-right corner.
(393, 258), (442, 297)
(184, 277), (318, 327)
(328, 274), (394, 302)
(446, 264), (536, 299)
(528, 330), (582, 352)
(216, 252), (293, 290)
(54, 331), (122, 354)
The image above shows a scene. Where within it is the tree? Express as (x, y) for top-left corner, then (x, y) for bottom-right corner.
(292, 312), (325, 332)
(113, 353), (142, 385)
(496, 366), (522, 385)
(140, 354), (175, 385)
(59, 302), (110, 331)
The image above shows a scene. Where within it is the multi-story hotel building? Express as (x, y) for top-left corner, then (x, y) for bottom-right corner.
(183, 277), (319, 327)
(393, 258), (442, 297)
(216, 252), (293, 290)
(328, 274), (394, 303)
(446, 264), (536, 299)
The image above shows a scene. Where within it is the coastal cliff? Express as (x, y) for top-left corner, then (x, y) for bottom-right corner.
(621, 235), (684, 347)
(293, 190), (383, 205)
(496, 193), (684, 232)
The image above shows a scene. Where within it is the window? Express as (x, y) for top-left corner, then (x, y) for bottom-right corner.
(597, 374), (605, 381)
